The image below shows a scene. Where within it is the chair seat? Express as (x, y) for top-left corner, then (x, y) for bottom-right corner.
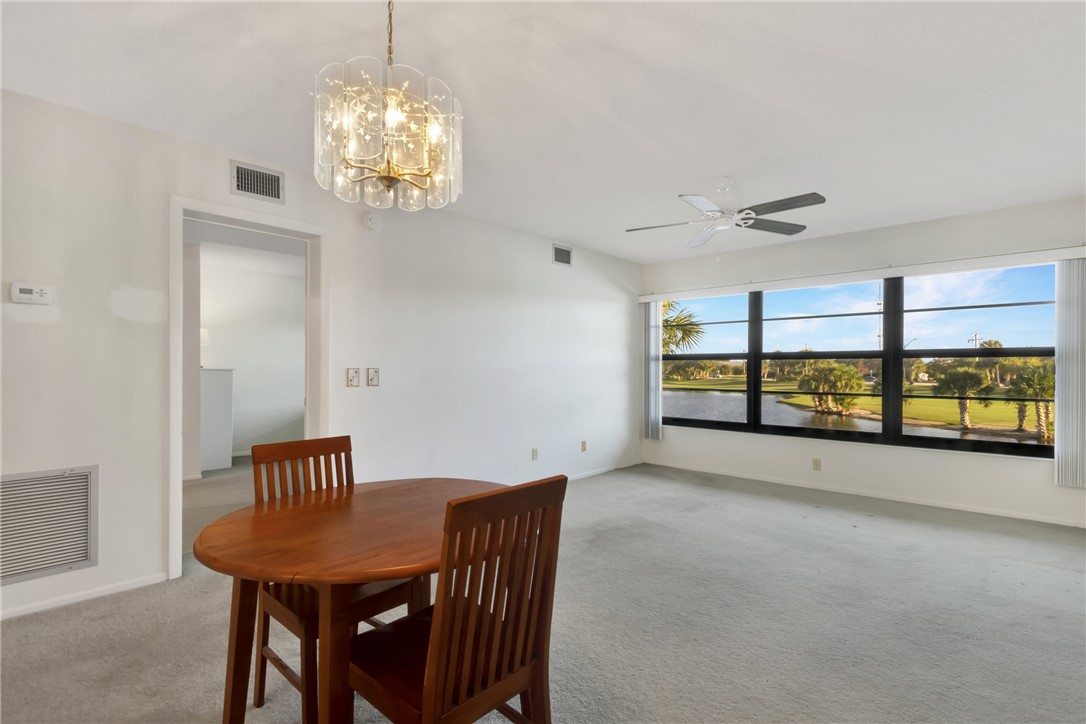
(349, 605), (436, 717)
(265, 578), (419, 618)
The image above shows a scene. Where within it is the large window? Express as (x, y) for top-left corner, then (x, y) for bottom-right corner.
(661, 264), (1056, 457)
(761, 280), (883, 437)
(662, 295), (748, 424)
(900, 266), (1055, 449)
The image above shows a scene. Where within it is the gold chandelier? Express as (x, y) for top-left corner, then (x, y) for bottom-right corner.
(314, 0), (462, 210)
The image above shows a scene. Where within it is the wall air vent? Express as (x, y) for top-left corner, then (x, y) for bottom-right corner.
(553, 245), (572, 266)
(1, 466), (98, 585)
(230, 160), (285, 204)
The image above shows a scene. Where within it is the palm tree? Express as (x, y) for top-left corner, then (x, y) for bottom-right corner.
(1003, 358), (1032, 432)
(933, 366), (992, 429)
(1010, 361), (1055, 442)
(798, 361), (865, 415)
(979, 339), (1004, 386)
(661, 301), (705, 354)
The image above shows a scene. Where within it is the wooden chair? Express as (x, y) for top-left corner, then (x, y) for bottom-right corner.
(250, 436), (430, 723)
(347, 474), (568, 724)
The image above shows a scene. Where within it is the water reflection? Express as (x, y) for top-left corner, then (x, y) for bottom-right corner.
(662, 389), (1043, 444)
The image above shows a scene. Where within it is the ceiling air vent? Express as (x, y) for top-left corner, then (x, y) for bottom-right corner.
(553, 245), (572, 266)
(230, 160), (285, 204)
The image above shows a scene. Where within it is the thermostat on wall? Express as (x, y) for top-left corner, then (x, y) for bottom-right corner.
(10, 282), (55, 305)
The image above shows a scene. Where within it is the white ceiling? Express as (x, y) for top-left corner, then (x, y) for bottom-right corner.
(3, 2), (1083, 264)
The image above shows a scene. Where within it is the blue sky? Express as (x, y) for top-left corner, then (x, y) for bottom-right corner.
(668, 264), (1055, 353)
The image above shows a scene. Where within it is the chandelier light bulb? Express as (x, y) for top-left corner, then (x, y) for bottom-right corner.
(384, 100), (406, 128)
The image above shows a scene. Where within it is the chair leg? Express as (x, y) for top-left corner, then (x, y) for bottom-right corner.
(519, 690), (533, 720)
(253, 599), (271, 708)
(525, 669), (551, 723)
(408, 574), (431, 613)
(299, 624), (319, 724)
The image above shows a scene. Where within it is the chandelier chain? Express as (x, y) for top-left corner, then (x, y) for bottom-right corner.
(387, 0), (394, 66)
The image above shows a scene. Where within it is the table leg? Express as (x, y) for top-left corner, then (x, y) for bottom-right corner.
(223, 577), (259, 724)
(317, 583), (353, 724)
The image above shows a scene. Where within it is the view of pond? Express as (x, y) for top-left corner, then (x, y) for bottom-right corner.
(662, 390), (1042, 444)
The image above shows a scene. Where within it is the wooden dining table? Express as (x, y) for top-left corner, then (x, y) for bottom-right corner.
(193, 477), (504, 724)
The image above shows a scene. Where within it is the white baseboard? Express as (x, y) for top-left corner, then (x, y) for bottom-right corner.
(0, 572), (168, 620)
(183, 473), (203, 481)
(667, 463), (1085, 529)
(569, 466), (615, 481)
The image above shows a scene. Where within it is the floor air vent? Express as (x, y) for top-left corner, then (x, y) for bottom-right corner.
(553, 244), (572, 266)
(230, 160), (285, 204)
(1, 466), (98, 585)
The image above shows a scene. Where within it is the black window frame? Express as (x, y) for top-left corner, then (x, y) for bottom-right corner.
(662, 273), (1056, 459)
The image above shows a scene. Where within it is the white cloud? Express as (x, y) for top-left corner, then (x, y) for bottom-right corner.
(904, 269), (1006, 309)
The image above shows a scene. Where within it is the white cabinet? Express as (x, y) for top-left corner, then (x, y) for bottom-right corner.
(200, 368), (234, 471)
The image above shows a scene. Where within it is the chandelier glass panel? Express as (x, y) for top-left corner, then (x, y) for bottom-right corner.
(313, 5), (462, 210)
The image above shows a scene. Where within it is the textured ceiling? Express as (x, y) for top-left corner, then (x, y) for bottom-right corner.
(3, 2), (1084, 264)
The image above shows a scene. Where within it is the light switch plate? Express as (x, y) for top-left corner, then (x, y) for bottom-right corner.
(347, 368), (360, 387)
(367, 368), (380, 386)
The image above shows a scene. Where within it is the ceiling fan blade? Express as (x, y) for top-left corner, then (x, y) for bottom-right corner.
(625, 220), (703, 233)
(746, 218), (807, 235)
(741, 192), (826, 217)
(687, 226), (718, 247)
(678, 195), (721, 214)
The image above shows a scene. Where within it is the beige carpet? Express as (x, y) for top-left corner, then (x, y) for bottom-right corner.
(2, 463), (1084, 723)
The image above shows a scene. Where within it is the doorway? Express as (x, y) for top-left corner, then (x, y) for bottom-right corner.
(168, 197), (328, 579)
(181, 218), (309, 555)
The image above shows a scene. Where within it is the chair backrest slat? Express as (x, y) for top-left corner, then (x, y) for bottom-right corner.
(471, 522), (501, 695)
(499, 509), (535, 677)
(456, 524), (490, 703)
(250, 436), (354, 503)
(484, 515), (518, 689)
(439, 529), (469, 713)
(423, 475), (567, 721)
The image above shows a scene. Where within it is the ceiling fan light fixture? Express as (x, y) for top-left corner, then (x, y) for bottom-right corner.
(313, 0), (463, 211)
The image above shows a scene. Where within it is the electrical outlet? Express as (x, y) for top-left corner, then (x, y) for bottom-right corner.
(346, 368), (360, 387)
(581, 440), (587, 452)
(812, 458), (822, 472)
(531, 448), (538, 461)
(367, 368), (380, 386)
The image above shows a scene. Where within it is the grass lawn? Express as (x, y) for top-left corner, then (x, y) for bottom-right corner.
(663, 378), (1045, 430)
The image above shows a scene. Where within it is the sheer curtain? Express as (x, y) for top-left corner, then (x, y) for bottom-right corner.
(1055, 257), (1085, 487)
(644, 301), (662, 440)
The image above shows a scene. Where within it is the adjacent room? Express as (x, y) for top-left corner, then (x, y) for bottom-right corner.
(2, 3), (1083, 723)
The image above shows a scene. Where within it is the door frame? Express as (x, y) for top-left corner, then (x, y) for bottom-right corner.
(167, 195), (329, 579)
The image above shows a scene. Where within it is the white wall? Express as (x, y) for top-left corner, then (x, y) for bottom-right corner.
(200, 253), (306, 455)
(342, 211), (643, 484)
(0, 91), (643, 617)
(642, 198), (1086, 527)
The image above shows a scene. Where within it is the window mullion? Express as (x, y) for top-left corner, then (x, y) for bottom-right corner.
(748, 291), (763, 432)
(883, 277), (904, 442)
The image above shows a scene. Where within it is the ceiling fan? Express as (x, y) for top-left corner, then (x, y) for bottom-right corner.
(626, 191), (827, 247)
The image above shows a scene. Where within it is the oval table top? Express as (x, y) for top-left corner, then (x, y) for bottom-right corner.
(193, 477), (503, 585)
